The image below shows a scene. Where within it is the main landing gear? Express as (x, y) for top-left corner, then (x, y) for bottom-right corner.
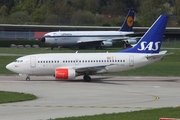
(26, 75), (30, 81)
(83, 74), (91, 82)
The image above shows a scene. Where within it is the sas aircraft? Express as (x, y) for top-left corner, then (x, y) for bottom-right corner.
(41, 8), (135, 49)
(6, 14), (171, 82)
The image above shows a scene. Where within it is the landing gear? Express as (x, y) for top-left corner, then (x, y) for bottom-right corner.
(50, 46), (54, 50)
(95, 46), (103, 49)
(83, 75), (91, 82)
(79, 45), (86, 49)
(26, 76), (30, 81)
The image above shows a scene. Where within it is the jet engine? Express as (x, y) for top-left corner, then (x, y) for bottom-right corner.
(55, 68), (76, 80)
(101, 41), (113, 47)
(123, 37), (141, 48)
(123, 37), (141, 44)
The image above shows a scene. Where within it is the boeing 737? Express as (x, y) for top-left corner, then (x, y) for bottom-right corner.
(41, 8), (135, 49)
(6, 14), (171, 82)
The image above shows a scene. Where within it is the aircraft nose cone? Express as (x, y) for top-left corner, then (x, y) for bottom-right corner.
(6, 63), (12, 71)
(6, 63), (16, 73)
(41, 37), (45, 43)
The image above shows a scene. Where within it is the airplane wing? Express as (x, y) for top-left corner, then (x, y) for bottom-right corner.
(77, 39), (105, 43)
(146, 51), (173, 59)
(73, 64), (116, 74)
(77, 37), (129, 43)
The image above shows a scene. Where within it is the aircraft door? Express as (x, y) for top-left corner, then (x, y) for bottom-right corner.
(30, 56), (36, 67)
(129, 56), (134, 66)
(53, 33), (58, 44)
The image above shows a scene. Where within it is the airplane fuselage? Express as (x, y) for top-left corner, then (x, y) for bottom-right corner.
(42, 31), (133, 46)
(6, 52), (160, 76)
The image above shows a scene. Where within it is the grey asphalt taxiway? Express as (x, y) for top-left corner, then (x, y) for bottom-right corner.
(0, 75), (180, 120)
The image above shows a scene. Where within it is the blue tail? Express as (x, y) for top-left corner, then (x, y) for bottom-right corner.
(119, 8), (135, 32)
(119, 14), (169, 54)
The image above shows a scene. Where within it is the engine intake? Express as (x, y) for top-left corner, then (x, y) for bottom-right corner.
(101, 41), (113, 47)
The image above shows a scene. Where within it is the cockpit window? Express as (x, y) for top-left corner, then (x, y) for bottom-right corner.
(14, 60), (23, 62)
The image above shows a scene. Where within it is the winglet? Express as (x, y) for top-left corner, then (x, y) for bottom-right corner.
(119, 8), (135, 32)
(119, 14), (169, 54)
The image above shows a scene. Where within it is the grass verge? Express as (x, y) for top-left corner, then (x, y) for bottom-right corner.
(0, 91), (36, 104)
(54, 107), (180, 120)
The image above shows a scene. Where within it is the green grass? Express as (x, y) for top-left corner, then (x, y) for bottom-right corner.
(0, 91), (36, 104)
(54, 107), (180, 120)
(0, 47), (119, 54)
(0, 56), (18, 74)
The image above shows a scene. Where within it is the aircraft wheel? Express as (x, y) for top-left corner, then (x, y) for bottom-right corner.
(51, 46), (54, 50)
(26, 76), (30, 81)
(83, 75), (91, 82)
(95, 46), (103, 49)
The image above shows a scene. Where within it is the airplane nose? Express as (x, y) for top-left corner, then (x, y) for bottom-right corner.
(6, 63), (12, 71)
(6, 63), (18, 73)
(41, 37), (45, 43)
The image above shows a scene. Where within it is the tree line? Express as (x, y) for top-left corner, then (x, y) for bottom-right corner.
(0, 0), (179, 27)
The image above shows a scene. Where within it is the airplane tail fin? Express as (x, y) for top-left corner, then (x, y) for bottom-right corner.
(119, 8), (135, 32)
(119, 14), (169, 54)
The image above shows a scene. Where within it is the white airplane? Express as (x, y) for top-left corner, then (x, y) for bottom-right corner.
(6, 14), (171, 82)
(41, 8), (135, 49)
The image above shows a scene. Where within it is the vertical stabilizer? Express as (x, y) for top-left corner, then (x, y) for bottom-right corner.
(119, 8), (135, 32)
(119, 14), (169, 53)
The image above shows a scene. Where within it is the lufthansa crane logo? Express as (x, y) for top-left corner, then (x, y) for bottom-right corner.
(127, 16), (133, 27)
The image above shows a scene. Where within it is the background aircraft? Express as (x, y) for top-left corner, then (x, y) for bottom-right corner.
(41, 8), (135, 50)
(6, 15), (171, 82)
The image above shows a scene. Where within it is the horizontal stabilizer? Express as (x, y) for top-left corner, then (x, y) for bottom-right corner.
(146, 51), (173, 59)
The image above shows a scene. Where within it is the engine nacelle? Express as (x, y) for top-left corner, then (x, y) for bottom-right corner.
(123, 39), (137, 44)
(55, 68), (76, 80)
(123, 37), (141, 44)
(101, 41), (113, 47)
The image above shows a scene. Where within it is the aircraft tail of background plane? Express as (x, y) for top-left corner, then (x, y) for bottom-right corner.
(119, 8), (135, 32)
(119, 14), (169, 54)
